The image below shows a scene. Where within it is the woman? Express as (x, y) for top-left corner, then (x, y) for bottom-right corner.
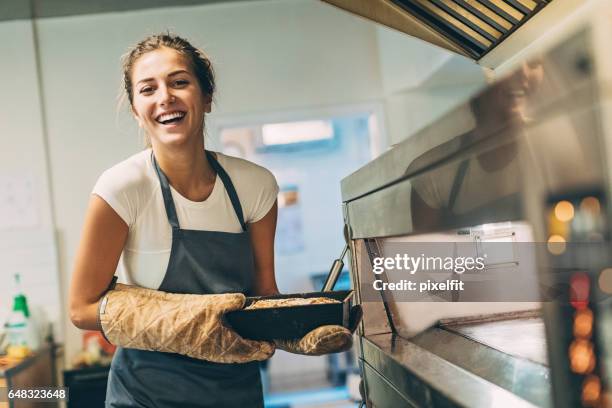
(69, 33), (354, 408)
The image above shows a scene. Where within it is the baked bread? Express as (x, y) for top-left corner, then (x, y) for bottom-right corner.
(246, 297), (340, 310)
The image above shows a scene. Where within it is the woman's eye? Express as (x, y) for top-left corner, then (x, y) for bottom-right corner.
(139, 86), (154, 94)
(173, 79), (189, 87)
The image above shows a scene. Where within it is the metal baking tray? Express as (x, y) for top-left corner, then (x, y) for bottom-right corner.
(225, 290), (353, 340)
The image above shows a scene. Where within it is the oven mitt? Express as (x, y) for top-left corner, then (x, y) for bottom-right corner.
(98, 283), (275, 364)
(275, 305), (363, 356)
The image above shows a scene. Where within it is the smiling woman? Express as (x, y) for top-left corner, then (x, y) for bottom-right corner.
(68, 32), (354, 408)
(69, 33), (280, 408)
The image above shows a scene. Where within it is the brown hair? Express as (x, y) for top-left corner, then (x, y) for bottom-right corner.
(122, 33), (215, 105)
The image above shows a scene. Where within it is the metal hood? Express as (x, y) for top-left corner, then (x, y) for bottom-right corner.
(321, 0), (553, 60)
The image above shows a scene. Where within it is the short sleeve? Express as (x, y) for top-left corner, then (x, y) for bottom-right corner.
(92, 167), (139, 227)
(249, 167), (279, 223)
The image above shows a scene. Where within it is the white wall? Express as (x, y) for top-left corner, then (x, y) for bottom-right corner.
(376, 25), (452, 94)
(375, 25), (486, 145)
(0, 20), (52, 227)
(0, 21), (63, 343)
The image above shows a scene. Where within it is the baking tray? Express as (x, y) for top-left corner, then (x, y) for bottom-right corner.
(225, 290), (353, 340)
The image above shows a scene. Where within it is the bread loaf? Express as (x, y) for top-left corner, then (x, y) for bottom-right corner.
(246, 297), (339, 310)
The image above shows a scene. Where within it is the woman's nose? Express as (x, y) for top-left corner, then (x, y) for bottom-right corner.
(158, 86), (176, 105)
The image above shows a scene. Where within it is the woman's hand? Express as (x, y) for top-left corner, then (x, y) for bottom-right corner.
(69, 195), (128, 330)
(275, 305), (363, 356)
(100, 284), (275, 363)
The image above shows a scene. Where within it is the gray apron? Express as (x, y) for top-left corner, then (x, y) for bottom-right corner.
(106, 150), (263, 408)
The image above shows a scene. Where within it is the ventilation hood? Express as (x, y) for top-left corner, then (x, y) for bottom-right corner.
(322, 0), (554, 61)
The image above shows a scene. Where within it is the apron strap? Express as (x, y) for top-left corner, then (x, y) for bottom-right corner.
(152, 150), (248, 232)
(206, 150), (248, 232)
(152, 152), (180, 229)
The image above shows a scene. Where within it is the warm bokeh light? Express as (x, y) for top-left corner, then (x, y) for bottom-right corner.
(598, 268), (612, 294)
(547, 234), (566, 255)
(580, 196), (601, 215)
(574, 308), (594, 338)
(555, 200), (575, 222)
(547, 211), (569, 238)
(569, 339), (595, 374)
(582, 375), (601, 406)
(570, 272), (590, 310)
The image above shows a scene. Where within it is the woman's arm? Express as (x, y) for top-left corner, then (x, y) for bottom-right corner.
(69, 195), (128, 330)
(249, 201), (279, 296)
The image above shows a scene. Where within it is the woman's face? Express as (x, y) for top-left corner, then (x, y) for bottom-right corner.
(130, 47), (211, 148)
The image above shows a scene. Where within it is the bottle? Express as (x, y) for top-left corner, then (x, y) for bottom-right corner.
(4, 274), (39, 357)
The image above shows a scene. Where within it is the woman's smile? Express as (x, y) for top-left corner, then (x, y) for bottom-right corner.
(155, 110), (187, 126)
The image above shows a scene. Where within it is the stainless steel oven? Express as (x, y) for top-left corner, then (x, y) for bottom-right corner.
(342, 12), (612, 407)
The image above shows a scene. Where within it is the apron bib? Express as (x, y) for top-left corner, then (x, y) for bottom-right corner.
(106, 151), (262, 408)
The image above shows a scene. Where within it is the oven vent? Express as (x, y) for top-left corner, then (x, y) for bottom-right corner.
(391, 0), (553, 58)
(322, 0), (554, 60)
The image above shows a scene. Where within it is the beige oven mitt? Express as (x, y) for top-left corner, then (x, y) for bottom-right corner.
(98, 283), (274, 364)
(275, 305), (363, 356)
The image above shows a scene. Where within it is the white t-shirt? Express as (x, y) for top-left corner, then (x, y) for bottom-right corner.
(92, 149), (278, 289)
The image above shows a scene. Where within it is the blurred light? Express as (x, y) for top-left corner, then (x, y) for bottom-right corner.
(580, 197), (601, 215)
(555, 200), (575, 222)
(547, 212), (569, 238)
(262, 120), (333, 145)
(598, 268), (612, 294)
(569, 339), (595, 374)
(547, 234), (566, 255)
(574, 308), (594, 338)
(582, 375), (601, 406)
(570, 272), (591, 310)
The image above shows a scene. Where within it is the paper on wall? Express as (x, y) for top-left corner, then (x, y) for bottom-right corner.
(0, 174), (39, 229)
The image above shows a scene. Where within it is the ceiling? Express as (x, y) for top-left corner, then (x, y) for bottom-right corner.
(0, 0), (249, 22)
